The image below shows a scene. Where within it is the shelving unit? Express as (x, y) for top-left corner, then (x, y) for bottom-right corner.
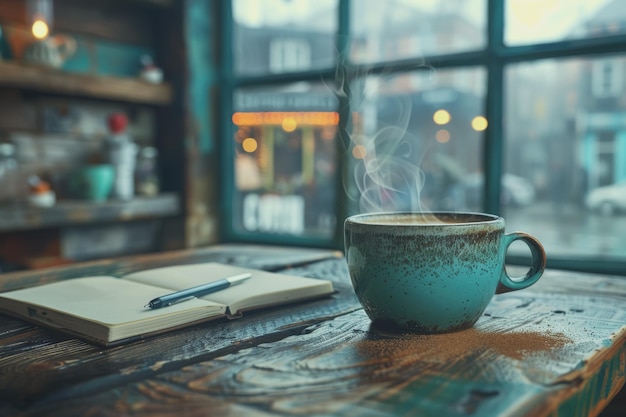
(0, 0), (187, 269)
(0, 61), (173, 104)
(0, 193), (180, 232)
(136, 0), (173, 6)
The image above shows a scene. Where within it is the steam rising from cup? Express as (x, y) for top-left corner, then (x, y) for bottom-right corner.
(345, 80), (433, 216)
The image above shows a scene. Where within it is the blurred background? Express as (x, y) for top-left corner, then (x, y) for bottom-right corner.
(0, 0), (625, 276)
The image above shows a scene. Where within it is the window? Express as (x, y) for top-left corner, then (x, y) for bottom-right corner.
(222, 0), (626, 274)
(269, 39), (312, 73)
(592, 58), (624, 97)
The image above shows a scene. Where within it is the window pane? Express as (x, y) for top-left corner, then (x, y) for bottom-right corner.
(505, 0), (624, 46)
(504, 56), (626, 260)
(346, 67), (487, 214)
(233, 0), (337, 76)
(349, 0), (486, 64)
(232, 83), (339, 238)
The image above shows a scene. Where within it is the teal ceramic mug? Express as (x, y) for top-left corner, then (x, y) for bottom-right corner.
(70, 164), (114, 201)
(344, 212), (546, 333)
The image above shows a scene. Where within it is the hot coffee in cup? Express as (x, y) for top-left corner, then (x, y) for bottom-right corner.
(344, 212), (546, 333)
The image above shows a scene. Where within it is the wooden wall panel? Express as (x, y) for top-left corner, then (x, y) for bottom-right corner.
(0, 90), (36, 132)
(0, 228), (62, 270)
(0, 0), (187, 269)
(55, 0), (157, 46)
(0, 0), (161, 46)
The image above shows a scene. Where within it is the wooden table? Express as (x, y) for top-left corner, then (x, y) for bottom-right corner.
(0, 244), (624, 417)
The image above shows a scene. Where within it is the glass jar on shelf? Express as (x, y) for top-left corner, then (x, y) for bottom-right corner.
(106, 113), (137, 200)
(135, 146), (160, 196)
(0, 143), (20, 206)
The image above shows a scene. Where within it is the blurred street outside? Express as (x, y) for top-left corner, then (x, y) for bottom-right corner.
(504, 202), (626, 259)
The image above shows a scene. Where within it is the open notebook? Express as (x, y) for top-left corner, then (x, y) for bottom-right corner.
(0, 262), (334, 346)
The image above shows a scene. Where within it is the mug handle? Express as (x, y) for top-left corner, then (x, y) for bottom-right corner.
(496, 232), (546, 294)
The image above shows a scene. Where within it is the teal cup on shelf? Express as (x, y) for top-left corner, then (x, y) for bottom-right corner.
(70, 164), (115, 201)
(344, 212), (546, 334)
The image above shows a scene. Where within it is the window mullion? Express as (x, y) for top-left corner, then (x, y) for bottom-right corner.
(334, 0), (352, 248)
(218, 0), (236, 242)
(484, 0), (505, 214)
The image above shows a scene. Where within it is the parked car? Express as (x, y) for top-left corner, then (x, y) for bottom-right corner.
(585, 180), (626, 215)
(463, 173), (536, 209)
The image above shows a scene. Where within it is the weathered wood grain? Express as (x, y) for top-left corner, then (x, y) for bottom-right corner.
(174, 0), (220, 248)
(7, 282), (625, 417)
(0, 244), (343, 291)
(0, 247), (624, 417)
(0, 61), (172, 104)
(0, 193), (180, 233)
(54, 0), (158, 46)
(0, 0), (165, 46)
(0, 256), (358, 412)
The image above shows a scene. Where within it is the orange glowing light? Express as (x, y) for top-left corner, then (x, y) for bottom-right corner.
(32, 19), (49, 39)
(471, 116), (488, 131)
(242, 138), (258, 153)
(436, 129), (450, 143)
(433, 109), (451, 125)
(352, 145), (367, 159)
(321, 125), (336, 141)
(232, 112), (339, 127)
(282, 117), (297, 132)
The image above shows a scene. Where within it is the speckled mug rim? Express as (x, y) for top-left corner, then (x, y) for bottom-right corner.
(345, 211), (504, 228)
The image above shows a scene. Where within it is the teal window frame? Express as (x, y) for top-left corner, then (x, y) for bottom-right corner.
(217, 0), (626, 276)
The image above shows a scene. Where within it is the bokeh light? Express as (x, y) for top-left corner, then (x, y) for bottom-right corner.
(282, 117), (297, 132)
(471, 116), (488, 131)
(433, 109), (451, 125)
(242, 137), (258, 153)
(435, 129), (450, 143)
(352, 145), (367, 159)
(32, 20), (49, 39)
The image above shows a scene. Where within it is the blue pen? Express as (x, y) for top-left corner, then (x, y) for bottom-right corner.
(145, 273), (251, 309)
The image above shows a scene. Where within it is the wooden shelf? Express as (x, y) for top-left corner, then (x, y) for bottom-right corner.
(134, 0), (173, 7)
(0, 193), (181, 232)
(0, 61), (173, 105)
